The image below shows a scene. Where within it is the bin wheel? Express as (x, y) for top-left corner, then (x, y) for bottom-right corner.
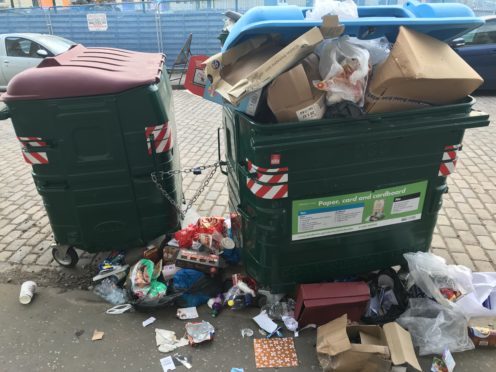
(52, 246), (79, 268)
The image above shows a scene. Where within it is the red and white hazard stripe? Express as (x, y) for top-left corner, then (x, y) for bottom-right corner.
(145, 122), (173, 155)
(245, 159), (289, 199)
(22, 150), (48, 165)
(438, 144), (461, 177)
(246, 178), (288, 199)
(247, 159), (288, 174)
(18, 136), (47, 147)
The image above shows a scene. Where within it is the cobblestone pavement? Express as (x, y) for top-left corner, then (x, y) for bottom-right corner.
(0, 91), (495, 284)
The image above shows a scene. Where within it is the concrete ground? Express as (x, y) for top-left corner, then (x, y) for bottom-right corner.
(0, 91), (496, 371)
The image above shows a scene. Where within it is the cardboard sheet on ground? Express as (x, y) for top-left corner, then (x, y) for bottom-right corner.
(254, 338), (298, 368)
(204, 15), (343, 105)
(91, 329), (104, 341)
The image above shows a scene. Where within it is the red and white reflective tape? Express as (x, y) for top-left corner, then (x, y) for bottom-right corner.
(246, 178), (288, 199)
(255, 172), (288, 184)
(247, 159), (288, 174)
(145, 122), (173, 155)
(246, 159), (289, 199)
(22, 150), (48, 165)
(438, 144), (461, 177)
(18, 136), (47, 147)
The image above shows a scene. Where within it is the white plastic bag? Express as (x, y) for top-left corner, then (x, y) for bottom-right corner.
(455, 272), (496, 318)
(397, 298), (474, 355)
(306, 0), (358, 20)
(347, 37), (391, 66)
(404, 252), (474, 308)
(314, 36), (370, 106)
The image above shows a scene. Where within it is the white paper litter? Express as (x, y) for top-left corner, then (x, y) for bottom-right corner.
(142, 316), (156, 327)
(176, 307), (199, 320)
(253, 311), (278, 333)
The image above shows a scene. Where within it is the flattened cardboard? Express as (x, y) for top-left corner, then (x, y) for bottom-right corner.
(316, 314), (421, 372)
(267, 53), (326, 123)
(204, 16), (343, 105)
(366, 26), (483, 113)
(468, 317), (496, 347)
(383, 322), (421, 371)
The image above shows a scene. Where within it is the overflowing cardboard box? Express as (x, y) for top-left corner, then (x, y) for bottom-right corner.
(294, 282), (370, 327)
(204, 16), (343, 106)
(365, 26), (483, 113)
(317, 314), (421, 372)
(267, 53), (326, 123)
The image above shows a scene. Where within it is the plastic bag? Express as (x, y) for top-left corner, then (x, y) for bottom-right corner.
(314, 36), (370, 106)
(94, 277), (129, 305)
(404, 252), (473, 307)
(455, 272), (496, 318)
(306, 0), (358, 21)
(130, 259), (167, 300)
(397, 298), (474, 355)
(347, 37), (391, 66)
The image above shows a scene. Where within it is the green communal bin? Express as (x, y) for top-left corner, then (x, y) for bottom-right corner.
(1, 45), (182, 267)
(224, 97), (489, 293)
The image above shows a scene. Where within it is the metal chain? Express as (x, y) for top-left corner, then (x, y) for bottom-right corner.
(151, 162), (220, 220)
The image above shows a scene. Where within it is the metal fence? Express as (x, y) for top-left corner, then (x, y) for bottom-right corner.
(0, 0), (494, 68)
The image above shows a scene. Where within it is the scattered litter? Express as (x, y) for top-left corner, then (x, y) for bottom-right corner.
(306, 0), (358, 21)
(253, 311), (278, 334)
(177, 307), (199, 320)
(160, 356), (176, 372)
(468, 316), (496, 347)
(155, 329), (189, 353)
(92, 264), (129, 282)
(231, 369), (244, 372)
(259, 329), (267, 337)
(262, 298), (295, 320)
(91, 330), (104, 341)
(185, 321), (215, 345)
(94, 277), (129, 305)
(282, 316), (299, 334)
(208, 295), (224, 317)
(431, 349), (455, 372)
(241, 328), (254, 338)
(142, 316), (156, 327)
(173, 354), (192, 369)
(106, 303), (134, 315)
(253, 338), (298, 368)
(19, 280), (37, 305)
(130, 259), (167, 302)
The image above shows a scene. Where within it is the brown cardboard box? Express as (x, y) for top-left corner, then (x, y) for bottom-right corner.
(468, 317), (496, 347)
(204, 16), (343, 105)
(317, 314), (421, 372)
(267, 53), (326, 123)
(365, 26), (483, 113)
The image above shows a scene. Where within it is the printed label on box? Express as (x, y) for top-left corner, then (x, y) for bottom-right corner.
(292, 180), (428, 240)
(245, 90), (263, 116)
(295, 95), (326, 121)
(193, 68), (206, 87)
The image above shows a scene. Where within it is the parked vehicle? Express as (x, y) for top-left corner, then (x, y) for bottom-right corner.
(452, 16), (496, 90)
(0, 33), (76, 90)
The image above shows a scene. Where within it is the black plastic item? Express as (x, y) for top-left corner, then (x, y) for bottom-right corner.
(174, 275), (223, 308)
(324, 100), (365, 119)
(362, 268), (409, 324)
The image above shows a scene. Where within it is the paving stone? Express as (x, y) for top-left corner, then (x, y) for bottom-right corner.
(474, 260), (494, 272)
(466, 245), (489, 261)
(477, 236), (496, 251)
(451, 219), (469, 231)
(443, 238), (466, 253)
(9, 246), (32, 263)
(438, 225), (457, 238)
(0, 251), (13, 261)
(431, 249), (453, 265)
(457, 231), (478, 245)
(451, 252), (475, 270)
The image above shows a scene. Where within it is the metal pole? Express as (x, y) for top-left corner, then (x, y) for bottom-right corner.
(10, 0), (14, 9)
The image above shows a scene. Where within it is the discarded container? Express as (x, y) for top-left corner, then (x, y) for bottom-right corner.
(19, 281), (37, 305)
(1, 45), (182, 267)
(226, 97), (489, 293)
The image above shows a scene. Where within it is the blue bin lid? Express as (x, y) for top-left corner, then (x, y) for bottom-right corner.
(222, 1), (483, 51)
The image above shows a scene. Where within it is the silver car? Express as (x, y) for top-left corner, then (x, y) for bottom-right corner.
(0, 33), (76, 90)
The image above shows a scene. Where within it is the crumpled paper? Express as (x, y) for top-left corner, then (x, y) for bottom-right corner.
(155, 329), (189, 353)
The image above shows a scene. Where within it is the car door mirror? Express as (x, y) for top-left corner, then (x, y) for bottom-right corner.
(450, 37), (466, 48)
(36, 49), (49, 58)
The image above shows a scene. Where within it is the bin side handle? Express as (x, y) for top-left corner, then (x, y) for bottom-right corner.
(218, 127), (228, 175)
(0, 103), (10, 121)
